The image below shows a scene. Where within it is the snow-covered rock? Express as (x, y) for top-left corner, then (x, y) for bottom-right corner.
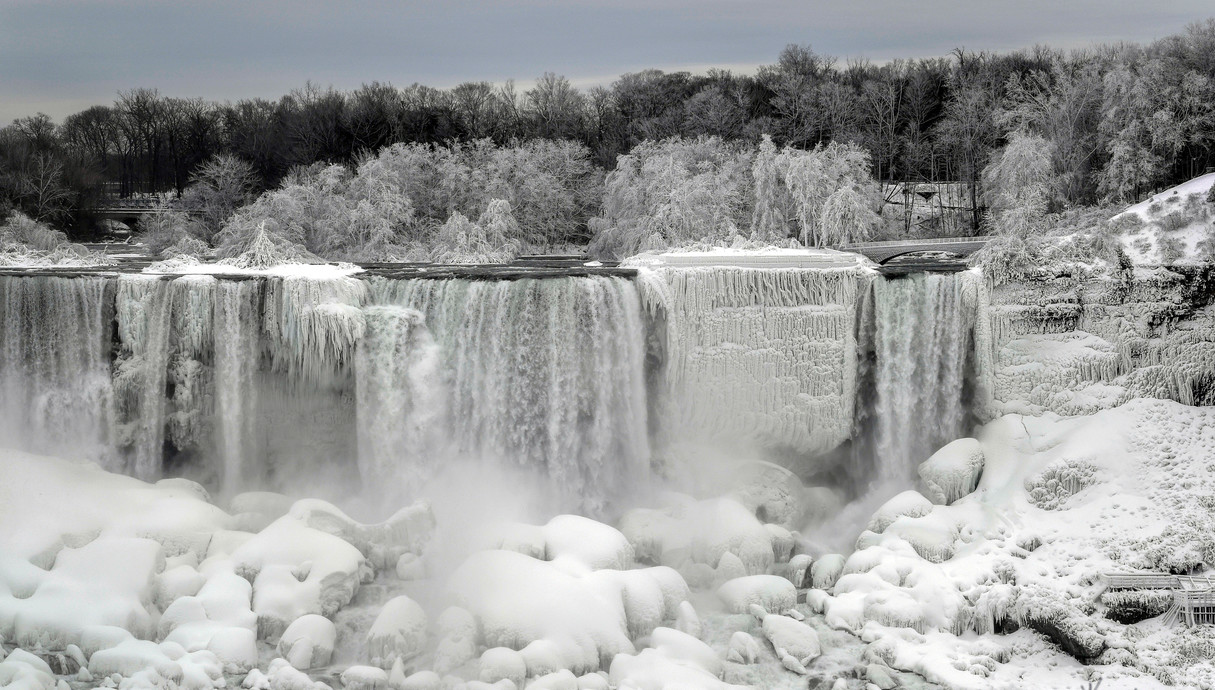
(478, 647), (527, 687)
(810, 554), (845, 590)
(867, 491), (935, 533)
(716, 575), (796, 614)
(725, 631), (762, 664)
(366, 595), (428, 670)
(918, 438), (985, 505)
(276, 615), (336, 670)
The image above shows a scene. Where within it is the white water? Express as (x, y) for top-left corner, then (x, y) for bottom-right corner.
(214, 279), (262, 495)
(871, 272), (979, 480)
(0, 276), (114, 464)
(371, 276), (651, 514)
(354, 305), (445, 500)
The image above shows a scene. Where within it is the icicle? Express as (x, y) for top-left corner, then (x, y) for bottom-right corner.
(636, 265), (867, 455)
(262, 276), (368, 387)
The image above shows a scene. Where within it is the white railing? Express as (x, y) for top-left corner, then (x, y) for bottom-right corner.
(838, 236), (992, 249)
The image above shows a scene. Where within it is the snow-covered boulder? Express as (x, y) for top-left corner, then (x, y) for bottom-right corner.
(716, 575), (796, 614)
(366, 595), (428, 669)
(341, 665), (389, 690)
(0, 649), (55, 690)
(433, 607), (478, 674)
(479, 647), (527, 687)
(866, 490), (935, 533)
(760, 614), (821, 669)
(674, 601), (701, 638)
(277, 615), (336, 669)
(446, 550), (634, 675)
(542, 515), (634, 570)
(788, 554), (813, 588)
(395, 553), (426, 581)
(725, 631), (761, 664)
(810, 554), (845, 590)
(918, 438), (985, 505)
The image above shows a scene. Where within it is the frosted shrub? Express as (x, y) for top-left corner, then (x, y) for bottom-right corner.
(219, 223), (317, 269)
(0, 211), (108, 266)
(428, 210), (518, 264)
(1158, 234), (1185, 264)
(1024, 458), (1100, 510)
(1100, 589), (1171, 623)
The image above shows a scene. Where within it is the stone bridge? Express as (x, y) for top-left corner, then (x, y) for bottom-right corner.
(838, 237), (991, 265)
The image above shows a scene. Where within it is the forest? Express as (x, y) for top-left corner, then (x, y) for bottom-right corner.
(1, 19), (1214, 262)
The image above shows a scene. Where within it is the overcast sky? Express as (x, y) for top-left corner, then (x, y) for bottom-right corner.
(2, 0), (1212, 125)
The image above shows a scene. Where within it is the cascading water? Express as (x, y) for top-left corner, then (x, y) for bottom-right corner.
(869, 272), (979, 479)
(114, 275), (175, 480)
(213, 279), (262, 495)
(354, 305), (445, 498)
(0, 276), (114, 463)
(370, 276), (650, 513)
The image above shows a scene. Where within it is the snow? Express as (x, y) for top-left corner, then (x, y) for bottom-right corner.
(716, 575), (796, 615)
(366, 595), (428, 670)
(276, 615), (336, 670)
(918, 439), (986, 506)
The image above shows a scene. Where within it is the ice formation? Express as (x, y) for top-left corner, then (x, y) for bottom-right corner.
(632, 259), (867, 456)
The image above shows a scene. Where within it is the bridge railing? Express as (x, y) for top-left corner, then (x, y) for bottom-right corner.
(838, 236), (991, 249)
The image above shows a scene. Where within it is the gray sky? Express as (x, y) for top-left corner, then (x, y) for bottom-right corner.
(2, 0), (1212, 125)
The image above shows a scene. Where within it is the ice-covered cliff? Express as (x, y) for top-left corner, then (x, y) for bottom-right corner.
(982, 265), (1215, 418)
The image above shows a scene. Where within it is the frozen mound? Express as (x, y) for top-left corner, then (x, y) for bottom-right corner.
(617, 496), (790, 578)
(917, 439), (985, 506)
(446, 549), (677, 675)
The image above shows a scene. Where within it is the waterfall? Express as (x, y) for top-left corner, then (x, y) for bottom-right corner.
(354, 306), (445, 499)
(370, 276), (650, 513)
(214, 279), (262, 495)
(0, 276), (114, 464)
(114, 275), (174, 480)
(870, 272), (979, 480)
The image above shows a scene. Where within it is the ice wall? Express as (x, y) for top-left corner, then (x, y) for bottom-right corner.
(370, 276), (650, 513)
(980, 266), (1215, 417)
(634, 260), (867, 457)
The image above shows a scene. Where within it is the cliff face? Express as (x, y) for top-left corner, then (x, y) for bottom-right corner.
(981, 265), (1215, 418)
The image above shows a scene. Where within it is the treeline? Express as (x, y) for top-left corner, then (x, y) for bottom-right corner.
(2, 19), (1214, 237)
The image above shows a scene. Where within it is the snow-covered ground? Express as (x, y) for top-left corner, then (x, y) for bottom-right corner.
(1111, 172), (1215, 266)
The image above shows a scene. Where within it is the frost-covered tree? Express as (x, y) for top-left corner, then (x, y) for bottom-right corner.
(820, 185), (879, 245)
(589, 136), (752, 258)
(176, 153), (260, 243)
(429, 210), (517, 263)
(749, 134), (788, 242)
(782, 141), (877, 246)
(983, 129), (1053, 229)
